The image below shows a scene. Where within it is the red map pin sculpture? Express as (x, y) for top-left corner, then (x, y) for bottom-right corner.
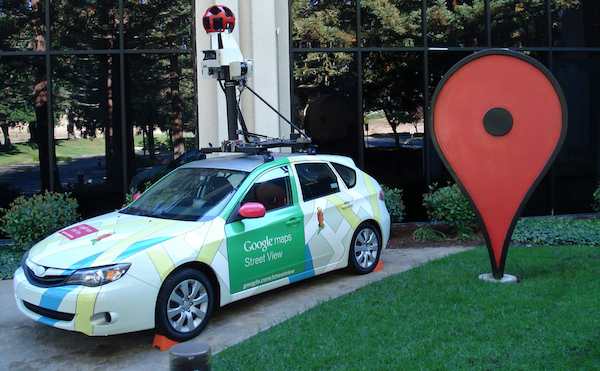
(429, 49), (568, 279)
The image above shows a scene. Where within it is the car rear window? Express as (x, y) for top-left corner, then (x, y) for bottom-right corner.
(332, 162), (356, 188)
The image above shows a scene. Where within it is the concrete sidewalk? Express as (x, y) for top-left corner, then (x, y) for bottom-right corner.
(0, 247), (473, 370)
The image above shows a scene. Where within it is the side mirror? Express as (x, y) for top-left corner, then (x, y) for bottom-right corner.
(238, 202), (266, 218)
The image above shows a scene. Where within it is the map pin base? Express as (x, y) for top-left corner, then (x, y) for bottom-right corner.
(479, 273), (518, 284)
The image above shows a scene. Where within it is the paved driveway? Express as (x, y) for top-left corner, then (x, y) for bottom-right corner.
(1, 247), (473, 370)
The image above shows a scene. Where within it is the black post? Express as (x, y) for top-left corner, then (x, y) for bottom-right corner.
(225, 80), (238, 140)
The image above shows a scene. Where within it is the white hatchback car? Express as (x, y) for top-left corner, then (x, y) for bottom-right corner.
(14, 153), (390, 341)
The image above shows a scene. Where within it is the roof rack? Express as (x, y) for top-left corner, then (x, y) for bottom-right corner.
(201, 132), (317, 163)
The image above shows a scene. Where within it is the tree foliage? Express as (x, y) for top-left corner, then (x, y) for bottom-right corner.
(292, 0), (581, 143)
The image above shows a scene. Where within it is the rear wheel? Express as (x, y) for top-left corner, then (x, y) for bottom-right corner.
(155, 268), (214, 341)
(348, 223), (381, 274)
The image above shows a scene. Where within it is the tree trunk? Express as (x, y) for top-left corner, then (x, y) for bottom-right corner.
(103, 54), (120, 186)
(1, 122), (10, 148)
(382, 109), (401, 148)
(147, 123), (156, 162)
(170, 55), (184, 159)
(391, 124), (400, 148)
(30, 0), (61, 191)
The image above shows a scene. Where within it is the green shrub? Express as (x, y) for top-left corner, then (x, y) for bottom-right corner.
(593, 183), (600, 213)
(412, 225), (446, 242)
(0, 191), (80, 251)
(382, 186), (405, 223)
(0, 246), (22, 279)
(512, 217), (600, 246)
(422, 183), (477, 240)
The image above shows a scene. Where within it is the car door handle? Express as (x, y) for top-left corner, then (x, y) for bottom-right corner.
(286, 217), (302, 227)
(341, 201), (353, 209)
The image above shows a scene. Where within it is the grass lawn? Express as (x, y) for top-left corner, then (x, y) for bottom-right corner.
(0, 133), (195, 166)
(0, 138), (106, 165)
(213, 246), (600, 370)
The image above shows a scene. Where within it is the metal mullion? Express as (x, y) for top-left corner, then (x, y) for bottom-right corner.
(119, 0), (128, 198)
(45, 0), (55, 191)
(486, 0), (491, 47)
(547, 0), (556, 216)
(288, 0), (295, 134)
(547, 0), (553, 70)
(356, 0), (364, 168)
(190, 0), (199, 152)
(0, 49), (193, 58)
(423, 0), (431, 185)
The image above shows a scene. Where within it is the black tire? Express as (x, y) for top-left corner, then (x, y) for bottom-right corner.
(155, 268), (215, 342)
(348, 222), (381, 274)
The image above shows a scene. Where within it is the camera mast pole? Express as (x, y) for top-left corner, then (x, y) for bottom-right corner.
(225, 81), (237, 140)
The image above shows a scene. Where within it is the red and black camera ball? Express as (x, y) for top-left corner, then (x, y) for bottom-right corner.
(429, 49), (568, 281)
(203, 5), (235, 33)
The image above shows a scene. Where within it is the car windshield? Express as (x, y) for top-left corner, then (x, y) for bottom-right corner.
(121, 167), (248, 221)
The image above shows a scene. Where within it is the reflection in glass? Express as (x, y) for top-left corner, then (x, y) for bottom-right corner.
(0, 0), (43, 52)
(551, 52), (600, 214)
(426, 0), (487, 47)
(52, 55), (110, 193)
(552, 1), (596, 47)
(489, 0), (549, 47)
(361, 0), (422, 47)
(126, 54), (196, 163)
(124, 0), (193, 50)
(292, 0), (356, 48)
(362, 52), (423, 148)
(292, 52), (356, 130)
(0, 56), (40, 205)
(51, 0), (119, 50)
(293, 51), (358, 161)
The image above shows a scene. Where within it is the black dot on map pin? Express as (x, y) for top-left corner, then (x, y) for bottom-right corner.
(483, 107), (513, 136)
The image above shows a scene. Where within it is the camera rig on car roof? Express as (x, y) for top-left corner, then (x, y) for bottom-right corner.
(199, 5), (316, 160)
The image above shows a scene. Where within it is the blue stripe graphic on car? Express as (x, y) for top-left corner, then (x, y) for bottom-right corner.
(114, 237), (174, 262)
(69, 252), (103, 270)
(39, 286), (78, 311)
(290, 244), (315, 284)
(38, 316), (60, 327)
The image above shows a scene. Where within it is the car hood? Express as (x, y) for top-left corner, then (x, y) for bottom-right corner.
(27, 212), (206, 270)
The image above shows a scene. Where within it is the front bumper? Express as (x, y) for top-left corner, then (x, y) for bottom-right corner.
(13, 267), (159, 336)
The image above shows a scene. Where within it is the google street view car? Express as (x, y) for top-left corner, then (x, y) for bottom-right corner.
(13, 152), (391, 341)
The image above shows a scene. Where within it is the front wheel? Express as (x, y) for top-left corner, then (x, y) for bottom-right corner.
(348, 223), (381, 274)
(155, 268), (215, 342)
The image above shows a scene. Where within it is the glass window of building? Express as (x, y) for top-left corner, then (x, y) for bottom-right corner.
(0, 0), (196, 221)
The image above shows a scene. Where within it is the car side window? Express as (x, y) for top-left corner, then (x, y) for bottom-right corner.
(295, 163), (340, 201)
(331, 162), (356, 189)
(242, 166), (292, 212)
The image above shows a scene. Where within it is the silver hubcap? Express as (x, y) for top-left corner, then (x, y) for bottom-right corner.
(354, 228), (379, 269)
(167, 279), (209, 333)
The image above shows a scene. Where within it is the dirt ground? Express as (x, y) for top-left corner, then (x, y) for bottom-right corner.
(387, 223), (485, 249)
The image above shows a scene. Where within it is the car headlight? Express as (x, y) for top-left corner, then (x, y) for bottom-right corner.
(66, 263), (131, 287)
